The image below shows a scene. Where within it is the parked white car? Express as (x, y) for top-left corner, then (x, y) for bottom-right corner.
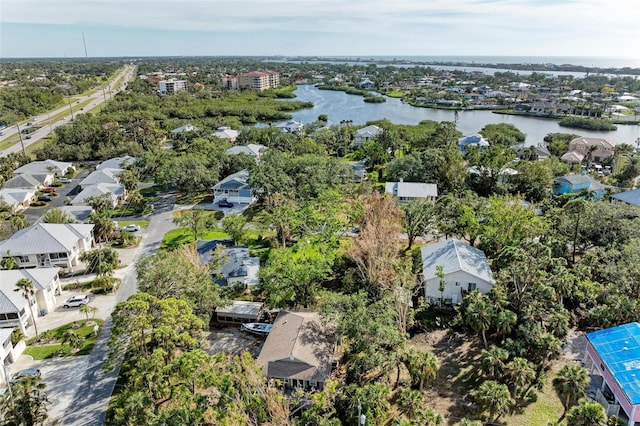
(123, 224), (141, 232)
(63, 295), (89, 308)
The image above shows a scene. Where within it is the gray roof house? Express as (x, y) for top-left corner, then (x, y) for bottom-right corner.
(171, 124), (198, 134)
(197, 240), (260, 288)
(0, 188), (36, 213)
(354, 125), (383, 146)
(79, 168), (123, 189)
(226, 144), (267, 159)
(71, 183), (125, 207)
(4, 173), (53, 190)
(421, 239), (495, 304)
(0, 268), (62, 334)
(385, 181), (438, 202)
(0, 223), (94, 272)
(56, 205), (94, 223)
(275, 120), (304, 134)
(13, 160), (74, 177)
(215, 300), (264, 324)
(611, 189), (640, 208)
(511, 143), (551, 160)
(213, 169), (255, 205)
(256, 311), (335, 390)
(96, 156), (137, 170)
(214, 126), (240, 142)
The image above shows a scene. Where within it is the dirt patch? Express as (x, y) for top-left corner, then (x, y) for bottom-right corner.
(411, 329), (483, 425)
(204, 327), (264, 358)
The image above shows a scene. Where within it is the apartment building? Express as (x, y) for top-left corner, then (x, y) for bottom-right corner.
(237, 70), (280, 91)
(158, 79), (188, 95)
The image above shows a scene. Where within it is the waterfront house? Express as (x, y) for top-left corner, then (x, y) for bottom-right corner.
(561, 137), (615, 164)
(459, 134), (490, 154)
(359, 79), (375, 89)
(0, 223), (94, 272)
(14, 160), (74, 177)
(256, 311), (335, 390)
(385, 180), (438, 203)
(583, 322), (640, 425)
(274, 120), (304, 134)
(213, 169), (255, 205)
(421, 239), (495, 305)
(353, 125), (383, 146)
(237, 70), (280, 91)
(0, 268), (62, 334)
(553, 174), (607, 198)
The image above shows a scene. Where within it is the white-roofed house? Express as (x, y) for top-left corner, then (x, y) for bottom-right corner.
(0, 188), (36, 213)
(79, 168), (123, 190)
(96, 156), (137, 170)
(214, 126), (240, 142)
(225, 144), (267, 160)
(353, 124), (383, 146)
(56, 205), (94, 223)
(213, 170), (255, 205)
(71, 183), (125, 208)
(274, 120), (304, 134)
(0, 268), (62, 334)
(13, 160), (74, 177)
(421, 238), (495, 305)
(0, 223), (94, 272)
(385, 180), (438, 203)
(170, 124), (198, 134)
(459, 134), (490, 154)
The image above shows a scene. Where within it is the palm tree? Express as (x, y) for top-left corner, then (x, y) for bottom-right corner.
(504, 357), (536, 398)
(62, 329), (82, 352)
(553, 364), (590, 415)
(14, 278), (39, 339)
(403, 347), (439, 391)
(398, 388), (423, 419)
(2, 375), (49, 425)
(435, 264), (447, 306)
(474, 380), (513, 423)
(42, 207), (75, 224)
(10, 214), (29, 232)
(465, 296), (494, 349)
(79, 304), (98, 321)
(480, 345), (509, 380)
(566, 398), (607, 426)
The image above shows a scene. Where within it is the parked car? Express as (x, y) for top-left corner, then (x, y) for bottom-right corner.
(63, 295), (89, 308)
(218, 199), (234, 208)
(42, 187), (57, 193)
(26, 135), (32, 139)
(12, 368), (41, 381)
(123, 224), (141, 232)
(37, 195), (52, 202)
(57, 178), (72, 183)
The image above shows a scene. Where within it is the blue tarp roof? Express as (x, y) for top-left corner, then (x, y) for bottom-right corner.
(587, 322), (640, 405)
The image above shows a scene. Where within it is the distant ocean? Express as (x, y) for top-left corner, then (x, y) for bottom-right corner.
(311, 56), (640, 68)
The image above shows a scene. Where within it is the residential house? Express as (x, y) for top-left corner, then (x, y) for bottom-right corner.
(223, 76), (238, 90)
(226, 144), (267, 159)
(553, 174), (607, 199)
(214, 126), (240, 142)
(611, 189), (640, 208)
(529, 100), (569, 115)
(197, 240), (260, 287)
(0, 327), (24, 368)
(385, 180), (438, 202)
(96, 156), (137, 170)
(0, 223), (94, 272)
(71, 183), (125, 208)
(14, 160), (74, 177)
(511, 143), (551, 160)
(421, 239), (495, 304)
(213, 170), (255, 205)
(237, 70), (280, 91)
(158, 79), (187, 95)
(215, 301), (264, 324)
(79, 168), (123, 190)
(561, 137), (616, 164)
(274, 120), (304, 134)
(583, 322), (640, 425)
(256, 311), (335, 390)
(359, 79), (375, 89)
(459, 134), (490, 153)
(0, 188), (36, 213)
(349, 160), (367, 183)
(4, 173), (53, 191)
(170, 124), (198, 134)
(56, 205), (93, 223)
(0, 268), (61, 334)
(353, 124), (383, 146)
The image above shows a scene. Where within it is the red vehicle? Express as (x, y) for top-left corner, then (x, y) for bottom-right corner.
(42, 187), (57, 193)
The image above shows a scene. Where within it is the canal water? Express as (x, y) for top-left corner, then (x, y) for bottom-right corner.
(287, 84), (640, 146)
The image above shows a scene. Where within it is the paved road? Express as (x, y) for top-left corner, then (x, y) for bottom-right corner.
(0, 65), (136, 157)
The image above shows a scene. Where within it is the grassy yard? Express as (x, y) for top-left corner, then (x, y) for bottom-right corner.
(504, 367), (564, 425)
(116, 220), (149, 228)
(24, 319), (104, 359)
(161, 227), (231, 250)
(386, 90), (406, 98)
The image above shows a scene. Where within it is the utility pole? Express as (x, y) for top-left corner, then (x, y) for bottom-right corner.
(102, 86), (108, 103)
(2, 360), (14, 409)
(47, 111), (53, 133)
(67, 95), (74, 121)
(14, 120), (27, 156)
(82, 32), (88, 57)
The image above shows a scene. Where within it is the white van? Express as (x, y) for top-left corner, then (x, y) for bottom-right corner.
(63, 295), (90, 308)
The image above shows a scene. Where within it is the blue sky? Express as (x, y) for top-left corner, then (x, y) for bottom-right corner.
(1, 0), (639, 62)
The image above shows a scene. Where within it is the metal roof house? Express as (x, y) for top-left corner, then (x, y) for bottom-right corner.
(459, 134), (490, 154)
(96, 156), (137, 170)
(0, 223), (94, 272)
(274, 120), (304, 134)
(71, 183), (125, 208)
(226, 144), (267, 159)
(553, 174), (607, 199)
(385, 180), (438, 202)
(256, 311), (335, 390)
(170, 124), (198, 134)
(353, 124), (383, 146)
(197, 240), (260, 288)
(13, 160), (74, 177)
(215, 301), (264, 324)
(79, 168), (123, 189)
(214, 126), (240, 142)
(611, 189), (640, 208)
(421, 239), (495, 304)
(583, 322), (640, 424)
(0, 188), (36, 213)
(212, 169), (255, 205)
(0, 268), (62, 334)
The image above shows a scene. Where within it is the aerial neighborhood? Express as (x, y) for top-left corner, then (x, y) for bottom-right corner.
(0, 56), (640, 426)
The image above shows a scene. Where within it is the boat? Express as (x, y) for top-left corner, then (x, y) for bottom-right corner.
(241, 322), (272, 336)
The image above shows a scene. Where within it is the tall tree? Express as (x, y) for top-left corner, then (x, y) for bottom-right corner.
(401, 200), (437, 250)
(42, 207), (76, 224)
(1, 375), (49, 426)
(403, 347), (439, 392)
(566, 398), (607, 426)
(474, 380), (513, 424)
(221, 213), (247, 245)
(465, 292), (494, 349)
(553, 364), (590, 415)
(14, 278), (39, 339)
(173, 207), (211, 241)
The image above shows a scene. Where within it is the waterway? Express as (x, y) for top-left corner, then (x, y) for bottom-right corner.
(286, 85), (640, 146)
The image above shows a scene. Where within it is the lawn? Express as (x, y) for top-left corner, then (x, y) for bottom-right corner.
(24, 319), (105, 359)
(161, 227), (231, 249)
(386, 91), (406, 98)
(116, 220), (149, 228)
(504, 367), (564, 425)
